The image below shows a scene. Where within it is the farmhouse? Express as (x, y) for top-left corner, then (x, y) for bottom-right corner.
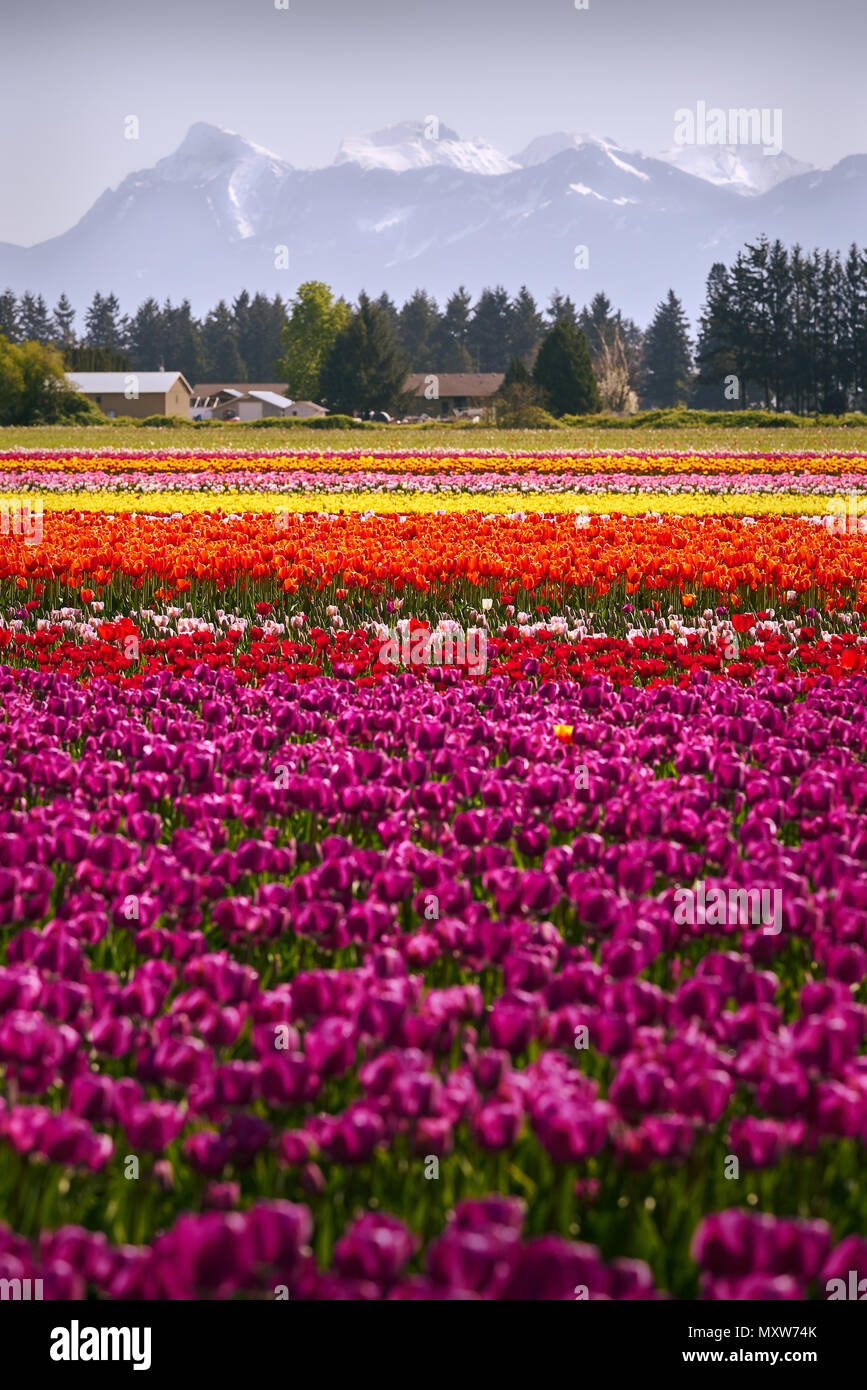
(231, 390), (296, 421)
(190, 383), (328, 420)
(66, 371), (192, 419)
(404, 372), (504, 416)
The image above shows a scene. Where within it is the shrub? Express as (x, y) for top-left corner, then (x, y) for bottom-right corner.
(558, 408), (829, 429)
(61, 394), (106, 424)
(497, 405), (559, 429)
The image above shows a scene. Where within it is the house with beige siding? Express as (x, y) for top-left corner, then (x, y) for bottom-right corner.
(66, 372), (192, 419)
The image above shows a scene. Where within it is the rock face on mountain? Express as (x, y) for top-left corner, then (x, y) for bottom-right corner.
(1, 121), (862, 324)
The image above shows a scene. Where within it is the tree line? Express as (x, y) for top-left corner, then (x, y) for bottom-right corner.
(0, 290), (287, 386)
(1, 236), (864, 416)
(0, 282), (636, 394)
(695, 238), (867, 413)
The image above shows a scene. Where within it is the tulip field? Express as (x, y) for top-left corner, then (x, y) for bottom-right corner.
(2, 445), (867, 1302)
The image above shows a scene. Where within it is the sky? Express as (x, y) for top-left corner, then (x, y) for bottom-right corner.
(2, 0), (865, 245)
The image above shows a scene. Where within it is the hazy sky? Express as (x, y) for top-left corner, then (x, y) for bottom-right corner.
(2, 0), (864, 244)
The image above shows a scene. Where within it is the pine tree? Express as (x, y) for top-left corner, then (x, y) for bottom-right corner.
(816, 250), (846, 412)
(51, 294), (77, 350)
(397, 290), (440, 371)
(375, 293), (401, 339)
(504, 356), (532, 387)
(319, 292), (407, 415)
(161, 300), (205, 384)
(84, 292), (126, 351)
(695, 263), (738, 408)
(842, 243), (867, 411)
(578, 292), (615, 362)
(641, 291), (693, 407)
(433, 287), (475, 370)
(127, 298), (165, 369)
(0, 290), (20, 342)
(201, 301), (245, 381)
(507, 286), (544, 363)
(231, 290), (253, 377)
(765, 239), (793, 410)
(532, 319), (601, 416)
(244, 292), (287, 380)
(467, 286), (511, 372)
(18, 292), (53, 344)
(546, 290), (578, 329)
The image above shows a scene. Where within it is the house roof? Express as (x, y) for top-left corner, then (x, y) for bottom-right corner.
(192, 382), (289, 396)
(245, 390), (295, 410)
(404, 373), (504, 397)
(66, 372), (192, 394)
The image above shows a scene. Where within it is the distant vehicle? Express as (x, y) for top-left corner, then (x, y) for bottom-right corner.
(371, 411), (392, 423)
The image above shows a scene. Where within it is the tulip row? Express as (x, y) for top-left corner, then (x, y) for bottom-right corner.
(4, 468), (867, 497)
(5, 489), (865, 519)
(2, 513), (867, 613)
(3, 447), (867, 476)
(1, 604), (867, 687)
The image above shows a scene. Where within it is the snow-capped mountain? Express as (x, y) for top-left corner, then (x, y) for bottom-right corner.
(656, 143), (813, 195)
(334, 120), (518, 176)
(118, 122), (294, 242)
(0, 121), (862, 327)
(513, 132), (645, 175)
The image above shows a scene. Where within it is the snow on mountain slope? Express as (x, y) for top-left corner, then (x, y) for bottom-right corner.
(128, 122), (294, 240)
(519, 131), (811, 195)
(656, 143), (813, 194)
(514, 132), (644, 175)
(334, 120), (518, 176)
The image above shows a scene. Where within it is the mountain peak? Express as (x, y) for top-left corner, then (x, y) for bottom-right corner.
(160, 123), (291, 178)
(334, 120), (518, 176)
(358, 119), (463, 148)
(513, 132), (625, 166)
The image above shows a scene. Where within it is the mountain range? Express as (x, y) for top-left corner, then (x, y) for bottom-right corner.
(1, 120), (864, 326)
